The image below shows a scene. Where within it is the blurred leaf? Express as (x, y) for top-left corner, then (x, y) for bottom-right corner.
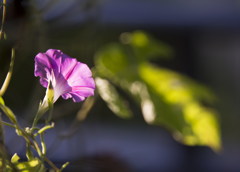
(95, 43), (130, 77)
(139, 62), (221, 151)
(95, 77), (132, 119)
(0, 160), (13, 172)
(120, 30), (173, 61)
(7, 153), (45, 172)
(180, 76), (217, 104)
(95, 43), (138, 83)
(94, 31), (221, 151)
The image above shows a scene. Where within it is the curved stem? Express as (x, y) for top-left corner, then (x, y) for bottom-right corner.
(0, 48), (15, 96)
(34, 122), (54, 137)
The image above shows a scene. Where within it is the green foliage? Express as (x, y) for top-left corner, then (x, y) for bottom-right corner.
(0, 154), (45, 172)
(120, 31), (173, 61)
(95, 77), (132, 119)
(94, 30), (221, 151)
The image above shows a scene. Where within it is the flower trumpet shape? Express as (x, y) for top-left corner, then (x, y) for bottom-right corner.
(35, 49), (95, 106)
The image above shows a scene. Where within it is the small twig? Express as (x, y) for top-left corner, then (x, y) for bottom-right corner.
(44, 157), (60, 172)
(34, 122), (54, 137)
(60, 96), (96, 139)
(59, 162), (69, 172)
(0, 0), (6, 40)
(1, 121), (15, 128)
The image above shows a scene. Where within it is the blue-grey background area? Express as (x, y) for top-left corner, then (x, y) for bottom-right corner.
(1, 0), (240, 171)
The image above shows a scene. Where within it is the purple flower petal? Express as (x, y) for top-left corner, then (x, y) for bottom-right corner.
(34, 49), (95, 103)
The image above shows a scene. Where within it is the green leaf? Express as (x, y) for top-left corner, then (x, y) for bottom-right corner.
(11, 153), (20, 163)
(95, 43), (130, 77)
(94, 43), (140, 85)
(120, 30), (173, 61)
(139, 62), (221, 151)
(95, 77), (132, 119)
(94, 31), (221, 151)
(10, 154), (45, 172)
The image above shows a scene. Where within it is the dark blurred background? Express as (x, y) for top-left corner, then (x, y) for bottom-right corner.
(1, 0), (240, 171)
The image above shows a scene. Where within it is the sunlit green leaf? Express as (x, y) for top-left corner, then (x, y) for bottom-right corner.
(9, 154), (45, 172)
(11, 153), (20, 163)
(139, 62), (221, 151)
(94, 31), (221, 151)
(95, 77), (132, 119)
(180, 76), (217, 104)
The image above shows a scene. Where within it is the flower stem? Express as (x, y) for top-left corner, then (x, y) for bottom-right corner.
(32, 104), (48, 128)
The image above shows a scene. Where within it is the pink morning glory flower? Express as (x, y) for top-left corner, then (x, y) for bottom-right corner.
(34, 49), (95, 105)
